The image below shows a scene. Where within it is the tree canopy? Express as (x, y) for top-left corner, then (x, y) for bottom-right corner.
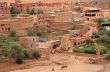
(95, 18), (105, 24)
(10, 7), (20, 17)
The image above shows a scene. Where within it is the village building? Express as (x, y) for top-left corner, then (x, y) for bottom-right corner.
(19, 36), (37, 48)
(34, 11), (75, 27)
(61, 34), (89, 48)
(35, 13), (54, 26)
(83, 7), (110, 20)
(10, 0), (73, 13)
(0, 2), (10, 19)
(10, 0), (36, 13)
(60, 25), (91, 48)
(0, 15), (34, 36)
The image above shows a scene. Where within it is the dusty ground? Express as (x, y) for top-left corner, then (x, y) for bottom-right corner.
(9, 53), (104, 72)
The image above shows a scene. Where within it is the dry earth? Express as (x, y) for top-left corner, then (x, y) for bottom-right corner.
(9, 53), (104, 72)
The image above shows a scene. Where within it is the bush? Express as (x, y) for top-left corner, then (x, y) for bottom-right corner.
(32, 50), (40, 59)
(1, 50), (9, 57)
(73, 44), (107, 55)
(92, 32), (99, 38)
(12, 36), (19, 41)
(24, 51), (30, 59)
(95, 18), (105, 24)
(85, 49), (96, 54)
(69, 27), (77, 30)
(27, 29), (36, 36)
(105, 54), (110, 61)
(73, 47), (85, 53)
(16, 55), (23, 64)
(10, 31), (17, 37)
(100, 48), (107, 55)
(37, 33), (45, 37)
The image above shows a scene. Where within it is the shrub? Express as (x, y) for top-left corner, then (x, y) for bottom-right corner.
(16, 55), (23, 64)
(73, 44), (107, 55)
(12, 36), (19, 41)
(1, 50), (9, 57)
(105, 54), (110, 61)
(24, 51), (30, 59)
(37, 33), (45, 37)
(27, 29), (36, 36)
(95, 18), (105, 24)
(100, 48), (107, 55)
(85, 49), (96, 54)
(10, 31), (17, 37)
(32, 50), (40, 59)
(92, 32), (99, 38)
(73, 47), (85, 53)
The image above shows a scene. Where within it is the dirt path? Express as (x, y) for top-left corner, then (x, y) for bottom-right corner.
(10, 53), (104, 72)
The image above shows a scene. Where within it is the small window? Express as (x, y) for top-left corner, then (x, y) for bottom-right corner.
(5, 28), (7, 30)
(2, 28), (4, 30)
(1, 24), (4, 26)
(74, 42), (76, 46)
(8, 28), (10, 31)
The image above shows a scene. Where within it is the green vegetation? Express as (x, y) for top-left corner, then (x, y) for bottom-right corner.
(9, 31), (19, 41)
(0, 61), (5, 64)
(32, 50), (40, 59)
(37, 32), (46, 37)
(75, 25), (110, 56)
(29, 8), (36, 15)
(95, 27), (110, 49)
(95, 18), (105, 24)
(10, 44), (25, 59)
(37, 9), (43, 14)
(16, 55), (23, 64)
(27, 28), (36, 36)
(92, 32), (99, 38)
(26, 7), (43, 15)
(23, 51), (30, 59)
(0, 35), (40, 64)
(69, 26), (79, 30)
(105, 54), (110, 61)
(0, 35), (25, 58)
(73, 44), (107, 55)
(10, 7), (20, 17)
(9, 31), (17, 37)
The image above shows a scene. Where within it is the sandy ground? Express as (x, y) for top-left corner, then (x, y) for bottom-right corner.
(10, 54), (104, 72)
(11, 62), (103, 72)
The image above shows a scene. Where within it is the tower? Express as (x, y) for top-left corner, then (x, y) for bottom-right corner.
(15, 0), (21, 3)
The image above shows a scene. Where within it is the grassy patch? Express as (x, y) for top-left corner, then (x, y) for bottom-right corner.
(73, 44), (107, 55)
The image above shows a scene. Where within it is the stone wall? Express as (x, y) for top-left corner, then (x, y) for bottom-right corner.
(0, 16), (34, 36)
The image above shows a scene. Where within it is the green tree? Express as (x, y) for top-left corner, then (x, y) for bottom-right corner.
(98, 30), (107, 35)
(92, 32), (99, 38)
(9, 31), (19, 41)
(16, 55), (23, 64)
(9, 31), (17, 37)
(27, 28), (36, 36)
(37, 9), (43, 14)
(32, 50), (40, 59)
(10, 44), (25, 59)
(0, 35), (12, 57)
(30, 8), (36, 15)
(95, 18), (105, 25)
(10, 7), (20, 17)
